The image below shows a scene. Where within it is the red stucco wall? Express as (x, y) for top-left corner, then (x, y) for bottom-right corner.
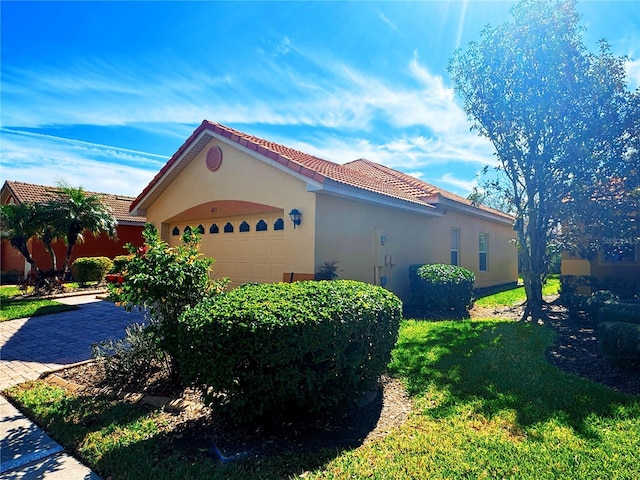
(1, 224), (144, 275)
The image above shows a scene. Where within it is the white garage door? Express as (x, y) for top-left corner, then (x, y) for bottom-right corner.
(169, 213), (285, 286)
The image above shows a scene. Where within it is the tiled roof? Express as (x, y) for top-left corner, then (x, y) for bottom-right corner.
(131, 120), (513, 221)
(1, 181), (145, 224)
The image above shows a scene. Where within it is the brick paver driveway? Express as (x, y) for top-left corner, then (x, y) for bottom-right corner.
(0, 295), (145, 390)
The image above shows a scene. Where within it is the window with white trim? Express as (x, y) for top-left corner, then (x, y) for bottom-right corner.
(479, 233), (488, 271)
(451, 228), (460, 266)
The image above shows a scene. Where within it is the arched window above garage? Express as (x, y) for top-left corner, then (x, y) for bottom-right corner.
(256, 219), (268, 232)
(224, 222), (234, 233)
(172, 226), (180, 236)
(197, 224), (205, 234)
(239, 221), (250, 232)
(209, 223), (219, 234)
(274, 218), (284, 231)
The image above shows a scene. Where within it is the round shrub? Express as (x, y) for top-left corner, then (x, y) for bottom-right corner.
(408, 264), (475, 316)
(177, 280), (402, 423)
(110, 254), (132, 274)
(71, 256), (113, 285)
(597, 303), (640, 326)
(599, 321), (640, 367)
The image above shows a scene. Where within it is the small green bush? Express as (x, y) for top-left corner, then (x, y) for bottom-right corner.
(72, 256), (113, 286)
(177, 280), (402, 423)
(598, 321), (640, 366)
(597, 303), (640, 326)
(408, 264), (475, 316)
(110, 255), (131, 273)
(92, 322), (169, 390)
(108, 224), (228, 384)
(560, 290), (618, 320)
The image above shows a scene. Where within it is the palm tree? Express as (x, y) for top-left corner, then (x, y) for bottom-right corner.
(53, 182), (118, 274)
(0, 202), (42, 274)
(35, 202), (66, 272)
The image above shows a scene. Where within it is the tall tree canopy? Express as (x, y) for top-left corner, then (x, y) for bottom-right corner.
(449, 0), (638, 319)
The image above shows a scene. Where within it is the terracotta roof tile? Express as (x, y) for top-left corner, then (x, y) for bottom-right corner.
(131, 120), (513, 221)
(2, 181), (145, 224)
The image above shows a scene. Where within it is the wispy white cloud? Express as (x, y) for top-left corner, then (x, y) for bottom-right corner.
(626, 58), (640, 91)
(0, 129), (164, 196)
(1, 38), (496, 196)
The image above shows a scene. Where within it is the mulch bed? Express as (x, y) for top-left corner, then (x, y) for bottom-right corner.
(544, 307), (640, 396)
(471, 297), (640, 396)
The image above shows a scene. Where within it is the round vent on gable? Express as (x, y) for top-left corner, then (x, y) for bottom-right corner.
(206, 146), (223, 172)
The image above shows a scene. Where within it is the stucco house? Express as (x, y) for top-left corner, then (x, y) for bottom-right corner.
(0, 180), (145, 280)
(130, 120), (518, 301)
(561, 230), (640, 296)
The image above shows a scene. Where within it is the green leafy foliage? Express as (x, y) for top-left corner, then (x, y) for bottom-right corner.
(597, 303), (640, 326)
(177, 280), (402, 423)
(92, 323), (169, 390)
(108, 223), (228, 382)
(110, 255), (131, 273)
(71, 256), (113, 286)
(599, 321), (640, 366)
(408, 264), (475, 316)
(449, 0), (638, 317)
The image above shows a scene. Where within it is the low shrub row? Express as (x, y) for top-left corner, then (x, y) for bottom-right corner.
(177, 280), (402, 423)
(598, 302), (640, 366)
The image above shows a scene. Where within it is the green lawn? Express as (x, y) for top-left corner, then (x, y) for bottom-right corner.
(6, 315), (640, 479)
(0, 285), (77, 321)
(475, 277), (560, 308)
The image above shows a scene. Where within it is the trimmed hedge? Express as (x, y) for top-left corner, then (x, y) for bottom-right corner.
(597, 303), (640, 326)
(110, 255), (131, 274)
(177, 280), (402, 423)
(71, 256), (113, 285)
(408, 264), (475, 316)
(599, 321), (640, 365)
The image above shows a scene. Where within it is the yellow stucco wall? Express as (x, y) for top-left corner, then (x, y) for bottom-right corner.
(142, 134), (517, 298)
(144, 137), (316, 279)
(314, 195), (518, 300)
(427, 210), (518, 289)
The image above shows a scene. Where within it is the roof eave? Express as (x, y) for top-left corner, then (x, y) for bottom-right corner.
(429, 195), (514, 225)
(310, 179), (444, 217)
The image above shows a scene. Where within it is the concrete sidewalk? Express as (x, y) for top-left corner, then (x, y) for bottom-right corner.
(1, 295), (144, 479)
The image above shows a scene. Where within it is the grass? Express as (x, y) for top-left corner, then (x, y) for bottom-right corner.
(6, 315), (640, 479)
(475, 276), (560, 308)
(0, 285), (77, 321)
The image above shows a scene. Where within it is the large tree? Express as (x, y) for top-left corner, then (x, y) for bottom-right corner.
(449, 0), (636, 319)
(53, 182), (117, 274)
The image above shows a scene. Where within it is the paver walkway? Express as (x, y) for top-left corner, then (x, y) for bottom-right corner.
(1, 294), (145, 479)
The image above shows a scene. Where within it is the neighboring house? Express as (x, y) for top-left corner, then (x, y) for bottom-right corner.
(561, 232), (640, 294)
(1, 181), (146, 279)
(130, 120), (518, 301)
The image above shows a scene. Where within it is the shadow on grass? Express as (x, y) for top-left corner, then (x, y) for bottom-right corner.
(6, 380), (385, 480)
(0, 300), (78, 322)
(390, 318), (640, 440)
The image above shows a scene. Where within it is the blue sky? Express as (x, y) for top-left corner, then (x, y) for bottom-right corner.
(1, 1), (639, 198)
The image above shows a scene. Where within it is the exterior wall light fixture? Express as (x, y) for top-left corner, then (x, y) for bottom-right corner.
(289, 208), (302, 229)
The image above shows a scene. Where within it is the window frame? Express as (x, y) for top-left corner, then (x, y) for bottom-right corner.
(478, 233), (488, 272)
(450, 228), (460, 266)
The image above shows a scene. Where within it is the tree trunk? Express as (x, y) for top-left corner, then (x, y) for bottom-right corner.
(62, 239), (75, 276)
(516, 220), (544, 321)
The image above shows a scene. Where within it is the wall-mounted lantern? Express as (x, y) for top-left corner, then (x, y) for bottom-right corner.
(289, 208), (302, 229)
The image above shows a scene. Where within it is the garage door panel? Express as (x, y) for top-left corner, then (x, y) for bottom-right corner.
(236, 238), (254, 258)
(171, 213), (285, 286)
